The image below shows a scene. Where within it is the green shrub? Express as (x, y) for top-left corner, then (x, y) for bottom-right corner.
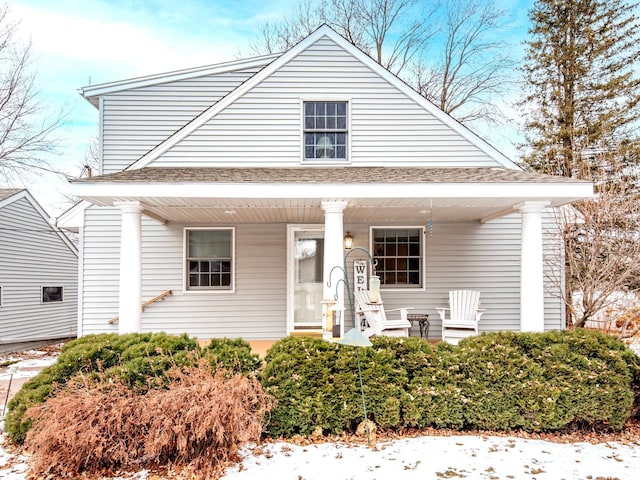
(203, 338), (262, 375)
(404, 344), (467, 429)
(262, 330), (638, 437)
(455, 330), (638, 431)
(261, 336), (341, 437)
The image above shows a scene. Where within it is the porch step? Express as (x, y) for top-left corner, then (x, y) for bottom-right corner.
(289, 331), (324, 338)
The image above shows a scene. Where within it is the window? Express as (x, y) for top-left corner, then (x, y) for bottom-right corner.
(42, 286), (63, 303)
(0, 286), (3, 306)
(303, 101), (348, 161)
(372, 228), (423, 288)
(186, 228), (234, 291)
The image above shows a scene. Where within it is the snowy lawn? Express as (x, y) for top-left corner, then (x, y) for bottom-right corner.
(1, 430), (639, 479)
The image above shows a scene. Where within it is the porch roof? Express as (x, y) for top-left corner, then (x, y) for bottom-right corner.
(76, 166), (583, 184)
(71, 167), (592, 224)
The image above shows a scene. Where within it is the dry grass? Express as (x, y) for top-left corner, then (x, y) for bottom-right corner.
(24, 360), (273, 479)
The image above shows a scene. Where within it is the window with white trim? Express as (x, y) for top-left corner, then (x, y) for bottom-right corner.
(42, 286), (63, 303)
(303, 101), (348, 161)
(372, 228), (423, 288)
(186, 228), (234, 290)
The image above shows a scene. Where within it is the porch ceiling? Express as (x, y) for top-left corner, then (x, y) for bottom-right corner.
(98, 197), (555, 223)
(72, 167), (593, 224)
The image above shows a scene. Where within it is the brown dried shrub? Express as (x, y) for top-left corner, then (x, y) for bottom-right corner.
(24, 360), (273, 479)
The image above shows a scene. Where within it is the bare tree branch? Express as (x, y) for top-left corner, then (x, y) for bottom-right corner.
(546, 162), (640, 328)
(0, 4), (64, 181)
(412, 0), (515, 126)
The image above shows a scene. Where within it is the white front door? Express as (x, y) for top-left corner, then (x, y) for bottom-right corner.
(288, 226), (324, 332)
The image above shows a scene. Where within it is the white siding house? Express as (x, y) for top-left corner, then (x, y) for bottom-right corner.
(0, 189), (78, 351)
(63, 26), (592, 344)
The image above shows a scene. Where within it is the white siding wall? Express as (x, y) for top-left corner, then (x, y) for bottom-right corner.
(82, 206), (287, 339)
(343, 211), (563, 338)
(101, 36), (502, 169)
(101, 67), (263, 173)
(81, 207), (563, 340)
(0, 197), (77, 343)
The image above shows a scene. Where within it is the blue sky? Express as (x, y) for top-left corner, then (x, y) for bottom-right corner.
(7, 0), (534, 215)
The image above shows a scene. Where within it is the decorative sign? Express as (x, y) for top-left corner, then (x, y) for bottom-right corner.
(354, 260), (368, 291)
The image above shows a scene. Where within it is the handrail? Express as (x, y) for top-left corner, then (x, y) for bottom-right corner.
(108, 290), (172, 324)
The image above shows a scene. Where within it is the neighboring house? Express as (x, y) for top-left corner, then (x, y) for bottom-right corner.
(60, 26), (592, 347)
(0, 189), (78, 351)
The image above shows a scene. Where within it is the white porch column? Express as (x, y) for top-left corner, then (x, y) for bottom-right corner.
(322, 200), (348, 338)
(115, 201), (143, 334)
(518, 201), (549, 332)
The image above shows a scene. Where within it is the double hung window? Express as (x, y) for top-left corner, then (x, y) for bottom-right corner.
(186, 228), (234, 291)
(303, 101), (348, 161)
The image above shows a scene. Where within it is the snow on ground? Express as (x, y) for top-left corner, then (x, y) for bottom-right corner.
(1, 432), (639, 479)
(221, 435), (640, 480)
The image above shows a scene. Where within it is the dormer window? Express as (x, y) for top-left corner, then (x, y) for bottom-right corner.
(303, 101), (348, 161)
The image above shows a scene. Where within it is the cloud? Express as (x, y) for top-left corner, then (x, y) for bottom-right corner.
(12, 4), (244, 83)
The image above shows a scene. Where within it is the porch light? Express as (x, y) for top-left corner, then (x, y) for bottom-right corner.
(316, 135), (334, 158)
(344, 231), (354, 250)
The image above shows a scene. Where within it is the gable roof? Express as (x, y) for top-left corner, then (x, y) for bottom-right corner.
(0, 188), (23, 202)
(87, 25), (517, 172)
(0, 189), (78, 256)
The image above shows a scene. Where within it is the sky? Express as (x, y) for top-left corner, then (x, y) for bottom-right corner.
(4, 0), (534, 216)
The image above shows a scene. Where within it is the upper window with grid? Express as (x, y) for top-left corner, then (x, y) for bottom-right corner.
(303, 101), (348, 161)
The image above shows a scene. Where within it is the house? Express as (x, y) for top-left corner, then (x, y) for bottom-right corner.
(61, 26), (592, 350)
(0, 189), (78, 352)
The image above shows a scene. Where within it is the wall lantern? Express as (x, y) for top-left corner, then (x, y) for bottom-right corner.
(344, 231), (354, 250)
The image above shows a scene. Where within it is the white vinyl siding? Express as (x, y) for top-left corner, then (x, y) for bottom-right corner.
(115, 36), (502, 168)
(80, 207), (563, 340)
(342, 211), (563, 338)
(100, 67), (263, 173)
(81, 206), (287, 339)
(0, 195), (78, 344)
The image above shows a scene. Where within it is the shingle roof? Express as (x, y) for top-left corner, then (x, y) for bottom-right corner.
(0, 188), (23, 201)
(75, 167), (586, 185)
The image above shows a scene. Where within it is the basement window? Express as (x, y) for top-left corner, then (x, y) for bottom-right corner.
(42, 286), (64, 303)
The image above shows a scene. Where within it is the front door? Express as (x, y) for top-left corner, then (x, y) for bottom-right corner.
(288, 226), (324, 332)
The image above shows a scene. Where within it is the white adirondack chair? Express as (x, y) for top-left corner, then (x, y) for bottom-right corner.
(436, 290), (486, 344)
(354, 289), (412, 338)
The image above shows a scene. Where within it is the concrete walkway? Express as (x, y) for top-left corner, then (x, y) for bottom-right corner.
(0, 345), (61, 425)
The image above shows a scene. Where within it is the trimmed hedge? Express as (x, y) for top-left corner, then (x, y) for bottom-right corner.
(7, 329), (638, 444)
(204, 337), (262, 375)
(5, 333), (259, 444)
(262, 330), (639, 437)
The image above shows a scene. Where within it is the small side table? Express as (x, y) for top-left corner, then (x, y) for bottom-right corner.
(407, 313), (430, 339)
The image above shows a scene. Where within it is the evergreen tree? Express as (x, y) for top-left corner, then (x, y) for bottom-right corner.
(522, 0), (640, 180)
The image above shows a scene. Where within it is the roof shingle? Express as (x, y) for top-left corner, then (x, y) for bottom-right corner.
(75, 167), (587, 185)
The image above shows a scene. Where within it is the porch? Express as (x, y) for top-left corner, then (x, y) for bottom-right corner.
(70, 166), (592, 340)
